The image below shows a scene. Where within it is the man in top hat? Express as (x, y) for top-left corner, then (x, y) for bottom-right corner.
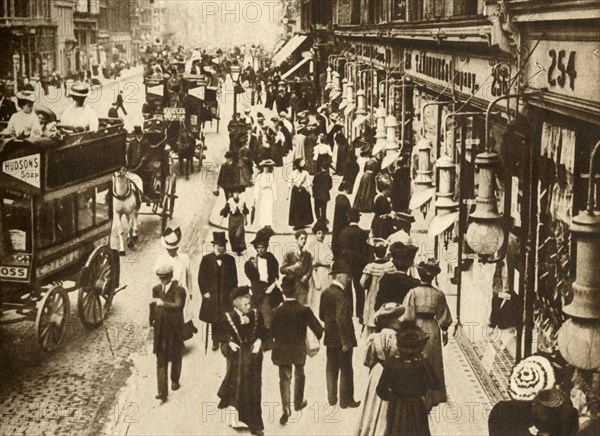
(215, 151), (239, 199)
(61, 82), (99, 132)
(375, 241), (420, 311)
(154, 227), (194, 334)
(319, 259), (360, 409)
(1, 90), (42, 139)
(198, 231), (238, 351)
(217, 286), (267, 436)
(337, 208), (369, 323)
(244, 227), (282, 344)
(151, 260), (187, 401)
(272, 275), (324, 425)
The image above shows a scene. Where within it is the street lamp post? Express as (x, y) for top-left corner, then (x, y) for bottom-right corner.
(230, 63), (241, 119)
(12, 53), (20, 94)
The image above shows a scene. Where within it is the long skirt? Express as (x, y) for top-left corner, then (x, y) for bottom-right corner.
(355, 363), (389, 436)
(308, 265), (331, 315)
(385, 396), (430, 436)
(218, 347), (264, 431)
(415, 317), (447, 409)
(228, 213), (246, 252)
(289, 186), (314, 228)
(353, 172), (377, 213)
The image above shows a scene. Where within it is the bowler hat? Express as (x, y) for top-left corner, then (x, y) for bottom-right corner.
(231, 286), (251, 301)
(161, 226), (182, 249)
(331, 259), (350, 275)
(211, 231), (228, 246)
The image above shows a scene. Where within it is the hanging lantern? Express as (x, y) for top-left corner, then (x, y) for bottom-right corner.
(410, 137), (435, 215)
(381, 115), (399, 169)
(372, 106), (387, 156)
(326, 66), (332, 85)
(557, 140), (600, 370)
(344, 81), (356, 118)
(356, 89), (367, 116)
(339, 78), (348, 110)
(465, 151), (505, 259)
(428, 155), (459, 247)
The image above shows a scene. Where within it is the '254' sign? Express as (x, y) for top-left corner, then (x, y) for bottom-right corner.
(547, 50), (577, 91)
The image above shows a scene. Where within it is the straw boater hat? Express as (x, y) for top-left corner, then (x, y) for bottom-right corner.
(161, 227), (182, 249)
(258, 159), (275, 168)
(374, 302), (406, 329)
(508, 355), (556, 401)
(70, 82), (90, 98)
(16, 90), (36, 103)
(34, 104), (57, 122)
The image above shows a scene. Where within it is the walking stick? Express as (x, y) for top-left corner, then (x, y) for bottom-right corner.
(205, 322), (210, 355)
(103, 321), (115, 357)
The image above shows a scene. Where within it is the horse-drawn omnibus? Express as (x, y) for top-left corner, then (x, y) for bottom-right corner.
(0, 119), (127, 351)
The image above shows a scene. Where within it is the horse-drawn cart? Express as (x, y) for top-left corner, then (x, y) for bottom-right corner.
(0, 119), (127, 351)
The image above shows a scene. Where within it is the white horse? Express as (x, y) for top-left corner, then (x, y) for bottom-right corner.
(112, 168), (141, 254)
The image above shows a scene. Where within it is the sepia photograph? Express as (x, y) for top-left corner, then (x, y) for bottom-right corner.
(0, 1), (598, 435)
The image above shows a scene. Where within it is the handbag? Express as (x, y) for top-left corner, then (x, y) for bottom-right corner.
(305, 328), (320, 358)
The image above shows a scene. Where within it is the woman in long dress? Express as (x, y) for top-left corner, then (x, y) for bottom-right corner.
(361, 239), (397, 340)
(220, 189), (249, 255)
(253, 160), (276, 229)
(288, 158), (314, 230)
(402, 259), (452, 410)
(354, 158), (380, 213)
(371, 174), (396, 239)
(307, 221), (333, 315)
(355, 303), (404, 436)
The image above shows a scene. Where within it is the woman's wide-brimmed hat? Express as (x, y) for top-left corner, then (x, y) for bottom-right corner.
(211, 231), (228, 246)
(250, 226), (274, 246)
(396, 321), (429, 356)
(417, 258), (441, 281)
(70, 82), (90, 98)
(34, 104), (57, 122)
(258, 159), (275, 168)
(374, 302), (406, 329)
(16, 90), (36, 103)
(161, 226), (182, 249)
(508, 355), (556, 401)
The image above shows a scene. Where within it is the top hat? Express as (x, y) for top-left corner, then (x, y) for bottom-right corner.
(417, 259), (441, 282)
(211, 231), (228, 246)
(374, 303), (406, 329)
(155, 259), (174, 276)
(389, 241), (419, 262)
(16, 90), (36, 103)
(396, 321), (429, 356)
(133, 125), (143, 134)
(331, 259), (350, 275)
(70, 82), (90, 98)
(231, 286), (252, 301)
(161, 227), (182, 249)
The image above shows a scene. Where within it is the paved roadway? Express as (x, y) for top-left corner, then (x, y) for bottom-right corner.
(0, 74), (492, 435)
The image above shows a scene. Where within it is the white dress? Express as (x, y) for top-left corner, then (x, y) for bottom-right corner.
(253, 172), (276, 229)
(308, 238), (333, 315)
(154, 251), (194, 322)
(60, 103), (99, 132)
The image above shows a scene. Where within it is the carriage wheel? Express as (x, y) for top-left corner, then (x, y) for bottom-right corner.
(168, 174), (177, 219)
(35, 286), (70, 352)
(78, 245), (116, 329)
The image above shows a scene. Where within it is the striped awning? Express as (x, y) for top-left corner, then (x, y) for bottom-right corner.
(272, 35), (307, 67)
(281, 56), (311, 80)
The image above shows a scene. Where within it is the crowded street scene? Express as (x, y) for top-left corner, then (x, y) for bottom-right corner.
(1, 1), (599, 436)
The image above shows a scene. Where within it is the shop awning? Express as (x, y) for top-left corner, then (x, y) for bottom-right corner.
(281, 56), (310, 80)
(428, 211), (459, 238)
(272, 35), (307, 67)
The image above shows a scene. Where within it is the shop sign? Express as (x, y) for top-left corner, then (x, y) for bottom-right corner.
(0, 254), (32, 283)
(524, 39), (598, 104)
(2, 154), (41, 188)
(163, 108), (186, 121)
(406, 51), (512, 102)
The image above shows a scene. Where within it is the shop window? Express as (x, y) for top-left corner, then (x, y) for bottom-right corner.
(1, 193), (33, 256)
(37, 201), (56, 248)
(55, 195), (76, 242)
(95, 184), (111, 224)
(77, 188), (95, 231)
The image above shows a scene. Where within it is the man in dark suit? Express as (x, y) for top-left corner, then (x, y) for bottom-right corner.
(272, 276), (324, 424)
(0, 84), (17, 122)
(338, 208), (369, 323)
(198, 232), (238, 351)
(319, 260), (360, 409)
(244, 229), (282, 346)
(280, 230), (313, 305)
(151, 261), (186, 402)
(375, 241), (420, 311)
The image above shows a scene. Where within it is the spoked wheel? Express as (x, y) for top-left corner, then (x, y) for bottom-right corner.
(78, 245), (116, 329)
(35, 286), (70, 352)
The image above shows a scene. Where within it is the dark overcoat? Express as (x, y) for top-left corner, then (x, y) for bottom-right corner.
(198, 253), (238, 323)
(151, 281), (186, 359)
(319, 283), (356, 349)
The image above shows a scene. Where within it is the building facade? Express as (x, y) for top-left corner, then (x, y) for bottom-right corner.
(301, 0), (600, 418)
(73, 0), (99, 73)
(0, 0), (57, 81)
